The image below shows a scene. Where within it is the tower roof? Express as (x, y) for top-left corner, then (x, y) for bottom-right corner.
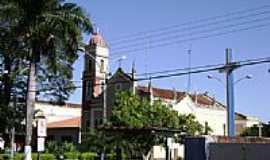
(89, 32), (108, 48)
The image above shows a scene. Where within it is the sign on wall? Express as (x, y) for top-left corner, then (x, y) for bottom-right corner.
(37, 118), (47, 137)
(37, 137), (45, 152)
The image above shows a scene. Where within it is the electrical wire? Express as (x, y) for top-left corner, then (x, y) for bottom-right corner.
(110, 9), (270, 46)
(109, 4), (270, 42)
(111, 21), (270, 55)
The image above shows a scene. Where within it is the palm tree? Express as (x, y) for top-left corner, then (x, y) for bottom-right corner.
(0, 0), (92, 159)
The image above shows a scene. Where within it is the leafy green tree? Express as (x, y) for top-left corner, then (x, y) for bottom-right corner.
(110, 91), (204, 159)
(85, 91), (204, 159)
(0, 0), (92, 157)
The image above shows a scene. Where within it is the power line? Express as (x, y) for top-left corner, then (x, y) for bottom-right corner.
(110, 9), (270, 46)
(109, 4), (270, 42)
(112, 16), (270, 52)
(30, 56), (270, 93)
(111, 21), (270, 55)
(137, 62), (225, 77)
(136, 56), (270, 81)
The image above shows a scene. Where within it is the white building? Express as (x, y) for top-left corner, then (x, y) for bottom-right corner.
(35, 101), (81, 123)
(35, 101), (81, 144)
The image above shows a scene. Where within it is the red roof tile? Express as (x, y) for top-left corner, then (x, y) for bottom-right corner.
(47, 117), (81, 128)
(136, 86), (185, 100)
(136, 86), (224, 108)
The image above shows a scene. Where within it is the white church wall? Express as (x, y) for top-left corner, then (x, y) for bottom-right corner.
(35, 102), (81, 123)
(172, 96), (227, 136)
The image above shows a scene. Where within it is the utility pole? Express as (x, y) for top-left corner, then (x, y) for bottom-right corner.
(225, 48), (236, 137)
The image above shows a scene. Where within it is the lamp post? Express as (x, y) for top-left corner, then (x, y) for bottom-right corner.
(207, 74), (252, 86)
(207, 73), (252, 136)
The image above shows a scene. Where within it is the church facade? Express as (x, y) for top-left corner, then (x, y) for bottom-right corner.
(81, 32), (260, 137)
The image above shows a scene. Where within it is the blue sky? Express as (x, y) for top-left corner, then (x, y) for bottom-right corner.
(68, 0), (270, 122)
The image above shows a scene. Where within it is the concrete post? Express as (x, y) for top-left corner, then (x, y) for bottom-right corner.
(225, 48), (235, 137)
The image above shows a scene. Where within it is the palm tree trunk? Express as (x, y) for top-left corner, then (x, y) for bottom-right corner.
(24, 62), (36, 160)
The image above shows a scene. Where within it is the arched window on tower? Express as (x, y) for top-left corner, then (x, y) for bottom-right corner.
(100, 59), (104, 73)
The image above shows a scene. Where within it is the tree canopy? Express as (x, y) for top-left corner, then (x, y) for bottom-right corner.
(0, 0), (92, 137)
(84, 91), (205, 159)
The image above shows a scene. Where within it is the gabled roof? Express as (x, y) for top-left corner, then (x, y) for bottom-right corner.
(47, 117), (81, 128)
(108, 68), (133, 82)
(136, 85), (225, 109)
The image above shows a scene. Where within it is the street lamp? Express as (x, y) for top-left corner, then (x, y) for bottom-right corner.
(207, 74), (224, 85)
(207, 74), (252, 85)
(207, 73), (252, 136)
(234, 74), (252, 84)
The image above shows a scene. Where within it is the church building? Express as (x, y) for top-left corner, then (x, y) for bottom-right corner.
(81, 31), (260, 138)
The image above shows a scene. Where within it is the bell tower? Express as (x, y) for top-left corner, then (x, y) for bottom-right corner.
(82, 30), (109, 132)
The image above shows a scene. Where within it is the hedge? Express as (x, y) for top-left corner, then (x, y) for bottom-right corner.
(63, 152), (80, 160)
(80, 152), (96, 160)
(0, 154), (9, 160)
(13, 153), (54, 160)
(0, 152), (104, 160)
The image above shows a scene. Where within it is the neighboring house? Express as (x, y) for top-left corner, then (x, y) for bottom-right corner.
(34, 101), (81, 145)
(47, 117), (81, 144)
(35, 101), (81, 123)
(235, 113), (261, 135)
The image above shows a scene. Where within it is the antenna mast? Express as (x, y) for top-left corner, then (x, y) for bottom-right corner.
(187, 45), (192, 93)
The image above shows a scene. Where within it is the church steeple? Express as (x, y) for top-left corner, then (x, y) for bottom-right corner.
(82, 29), (109, 131)
(83, 31), (109, 99)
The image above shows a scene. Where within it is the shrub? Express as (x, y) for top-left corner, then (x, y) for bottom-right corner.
(107, 153), (116, 160)
(32, 153), (38, 160)
(64, 152), (80, 160)
(177, 157), (183, 160)
(62, 142), (76, 152)
(80, 152), (96, 160)
(13, 153), (54, 160)
(40, 153), (55, 160)
(46, 141), (77, 158)
(0, 154), (9, 160)
(14, 153), (24, 160)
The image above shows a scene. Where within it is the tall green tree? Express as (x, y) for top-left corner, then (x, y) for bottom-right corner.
(0, 0), (92, 158)
(110, 91), (204, 159)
